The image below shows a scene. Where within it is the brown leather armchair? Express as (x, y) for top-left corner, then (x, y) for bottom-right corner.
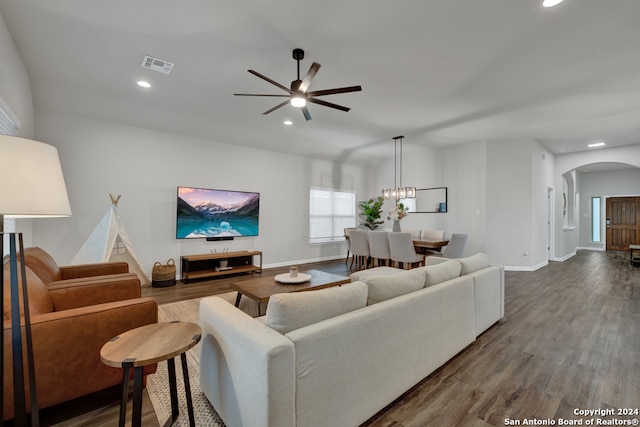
(22, 246), (130, 283)
(2, 257), (158, 421)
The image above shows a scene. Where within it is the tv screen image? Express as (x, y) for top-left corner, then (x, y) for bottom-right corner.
(176, 186), (260, 239)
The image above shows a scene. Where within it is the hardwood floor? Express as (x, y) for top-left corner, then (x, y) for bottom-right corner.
(363, 250), (640, 426)
(9, 251), (639, 426)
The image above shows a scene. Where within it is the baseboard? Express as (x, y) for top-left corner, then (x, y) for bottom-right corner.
(505, 250), (581, 271)
(263, 254), (346, 269)
(505, 260), (548, 272)
(551, 251), (577, 262)
(577, 246), (606, 252)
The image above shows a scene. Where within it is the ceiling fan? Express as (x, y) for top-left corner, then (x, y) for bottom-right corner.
(234, 48), (362, 121)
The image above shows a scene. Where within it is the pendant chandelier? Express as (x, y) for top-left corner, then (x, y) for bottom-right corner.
(381, 135), (416, 201)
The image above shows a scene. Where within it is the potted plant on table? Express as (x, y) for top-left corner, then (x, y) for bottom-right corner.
(358, 196), (385, 230)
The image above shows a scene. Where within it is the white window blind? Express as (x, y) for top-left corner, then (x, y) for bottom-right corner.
(309, 188), (356, 243)
(0, 105), (17, 135)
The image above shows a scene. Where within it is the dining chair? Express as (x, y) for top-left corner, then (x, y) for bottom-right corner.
(349, 229), (371, 270)
(344, 227), (357, 265)
(368, 231), (391, 267)
(388, 232), (425, 269)
(403, 229), (421, 239)
(441, 233), (468, 258)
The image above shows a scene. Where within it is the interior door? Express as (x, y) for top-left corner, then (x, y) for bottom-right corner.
(606, 196), (640, 250)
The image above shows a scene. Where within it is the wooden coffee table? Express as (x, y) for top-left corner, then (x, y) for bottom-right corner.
(231, 269), (350, 315)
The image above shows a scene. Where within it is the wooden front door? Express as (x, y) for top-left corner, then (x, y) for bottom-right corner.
(606, 196), (640, 250)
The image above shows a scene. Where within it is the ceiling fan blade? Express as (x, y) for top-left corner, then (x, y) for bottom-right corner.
(263, 100), (290, 115)
(248, 70), (292, 94)
(307, 85), (362, 97)
(307, 97), (351, 112)
(298, 62), (321, 93)
(234, 93), (290, 97)
(301, 106), (312, 121)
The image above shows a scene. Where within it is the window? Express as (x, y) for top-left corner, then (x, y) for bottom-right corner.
(309, 188), (356, 243)
(592, 197), (601, 243)
(1, 100), (18, 256)
(0, 103), (18, 135)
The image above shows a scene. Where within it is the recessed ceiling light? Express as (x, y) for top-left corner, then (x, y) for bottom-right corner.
(542, 0), (564, 7)
(587, 142), (606, 148)
(137, 80), (151, 88)
(284, 120), (293, 126)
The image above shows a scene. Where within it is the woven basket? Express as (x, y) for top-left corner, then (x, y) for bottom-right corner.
(152, 258), (176, 287)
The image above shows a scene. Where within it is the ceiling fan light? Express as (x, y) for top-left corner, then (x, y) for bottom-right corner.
(290, 95), (306, 108)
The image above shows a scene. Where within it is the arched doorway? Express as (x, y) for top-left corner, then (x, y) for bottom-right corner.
(573, 162), (640, 251)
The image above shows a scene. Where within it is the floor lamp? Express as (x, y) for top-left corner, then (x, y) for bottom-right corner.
(1, 135), (72, 426)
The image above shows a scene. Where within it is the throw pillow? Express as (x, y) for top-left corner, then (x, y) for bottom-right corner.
(360, 268), (425, 305)
(458, 253), (489, 275)
(265, 281), (367, 334)
(422, 260), (462, 287)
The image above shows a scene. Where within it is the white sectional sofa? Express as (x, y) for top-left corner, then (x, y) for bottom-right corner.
(351, 252), (505, 336)
(199, 253), (504, 427)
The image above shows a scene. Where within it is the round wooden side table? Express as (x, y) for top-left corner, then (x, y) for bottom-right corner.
(100, 321), (201, 427)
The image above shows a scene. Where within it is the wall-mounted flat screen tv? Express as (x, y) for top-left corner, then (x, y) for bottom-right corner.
(176, 186), (260, 239)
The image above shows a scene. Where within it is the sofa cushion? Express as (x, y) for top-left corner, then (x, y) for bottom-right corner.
(359, 268), (425, 305)
(265, 281), (367, 334)
(422, 260), (462, 287)
(350, 266), (401, 282)
(458, 253), (489, 275)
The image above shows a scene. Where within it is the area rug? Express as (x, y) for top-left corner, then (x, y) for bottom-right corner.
(146, 292), (260, 426)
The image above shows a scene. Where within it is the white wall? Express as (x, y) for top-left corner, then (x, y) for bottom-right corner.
(486, 141), (532, 267)
(485, 140), (555, 269)
(0, 10), (33, 137)
(578, 168), (640, 249)
(33, 109), (373, 275)
(531, 142), (555, 266)
(442, 141), (487, 258)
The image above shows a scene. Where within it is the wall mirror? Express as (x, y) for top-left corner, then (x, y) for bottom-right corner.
(402, 187), (447, 213)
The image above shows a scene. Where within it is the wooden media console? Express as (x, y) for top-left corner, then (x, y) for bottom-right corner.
(180, 250), (262, 283)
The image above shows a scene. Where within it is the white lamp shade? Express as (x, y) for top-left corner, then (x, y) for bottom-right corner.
(0, 135), (72, 217)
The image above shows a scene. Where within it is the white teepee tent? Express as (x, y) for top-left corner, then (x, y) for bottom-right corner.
(71, 195), (150, 286)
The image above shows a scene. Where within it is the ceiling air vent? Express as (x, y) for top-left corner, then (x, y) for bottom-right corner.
(141, 55), (174, 74)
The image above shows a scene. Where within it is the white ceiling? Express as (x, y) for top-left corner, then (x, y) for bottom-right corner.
(2, 0), (640, 167)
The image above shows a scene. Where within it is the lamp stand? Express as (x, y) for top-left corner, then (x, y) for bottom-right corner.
(1, 231), (40, 426)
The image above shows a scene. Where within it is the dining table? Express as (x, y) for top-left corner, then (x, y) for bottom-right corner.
(412, 239), (449, 252)
(344, 233), (449, 252)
